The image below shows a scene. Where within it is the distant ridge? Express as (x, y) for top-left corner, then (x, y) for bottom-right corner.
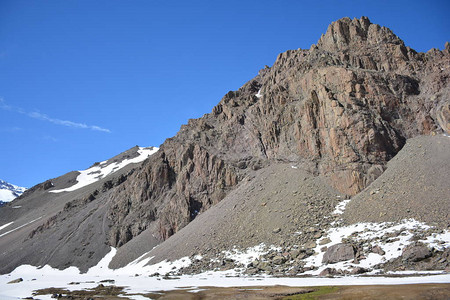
(0, 179), (26, 206)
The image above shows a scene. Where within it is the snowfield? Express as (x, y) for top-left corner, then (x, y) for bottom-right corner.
(50, 147), (158, 193)
(1, 246), (449, 300)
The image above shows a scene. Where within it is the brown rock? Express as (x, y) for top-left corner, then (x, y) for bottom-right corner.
(372, 245), (386, 256)
(402, 243), (432, 262)
(7, 278), (23, 284)
(319, 267), (339, 276)
(322, 243), (356, 264)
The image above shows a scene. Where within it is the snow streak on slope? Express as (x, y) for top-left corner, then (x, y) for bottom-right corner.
(0, 180), (26, 203)
(50, 147), (158, 193)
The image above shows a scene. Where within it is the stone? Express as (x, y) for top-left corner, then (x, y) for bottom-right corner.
(322, 243), (356, 264)
(319, 267), (339, 276)
(273, 228), (281, 233)
(320, 238), (332, 245)
(7, 278), (23, 284)
(436, 101), (450, 134)
(257, 261), (272, 272)
(305, 241), (317, 249)
(273, 256), (287, 265)
(290, 249), (300, 258)
(402, 243), (432, 262)
(372, 245), (385, 255)
(350, 267), (369, 274)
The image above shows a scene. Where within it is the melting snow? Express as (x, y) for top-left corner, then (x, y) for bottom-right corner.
(331, 199), (351, 214)
(222, 244), (279, 266)
(0, 222), (13, 232)
(296, 197), (450, 275)
(0, 217), (42, 238)
(51, 147), (158, 193)
(255, 89), (262, 98)
(1, 247), (449, 300)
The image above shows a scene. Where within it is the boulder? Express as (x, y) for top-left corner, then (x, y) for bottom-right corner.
(319, 267), (339, 276)
(322, 243), (356, 264)
(7, 278), (23, 284)
(371, 245), (385, 255)
(402, 243), (432, 262)
(273, 256), (287, 265)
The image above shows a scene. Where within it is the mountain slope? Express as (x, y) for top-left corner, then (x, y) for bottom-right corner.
(0, 16), (448, 275)
(104, 16), (449, 252)
(0, 146), (157, 273)
(123, 134), (448, 275)
(344, 135), (450, 227)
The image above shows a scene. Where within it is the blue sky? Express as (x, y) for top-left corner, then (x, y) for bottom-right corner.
(1, 0), (449, 188)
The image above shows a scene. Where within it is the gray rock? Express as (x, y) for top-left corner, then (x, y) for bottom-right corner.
(372, 245), (385, 255)
(350, 267), (370, 274)
(322, 243), (355, 264)
(305, 241), (317, 249)
(319, 267), (339, 276)
(257, 261), (272, 272)
(402, 243), (432, 262)
(273, 256), (286, 265)
(320, 238), (331, 245)
(7, 278), (23, 284)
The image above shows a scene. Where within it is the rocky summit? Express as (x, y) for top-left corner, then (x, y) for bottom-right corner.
(0, 17), (449, 277)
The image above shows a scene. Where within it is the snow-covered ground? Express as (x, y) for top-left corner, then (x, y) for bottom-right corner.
(50, 147), (158, 193)
(1, 246), (449, 300)
(303, 218), (448, 275)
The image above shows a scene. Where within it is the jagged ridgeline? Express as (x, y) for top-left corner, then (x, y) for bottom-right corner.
(0, 16), (448, 274)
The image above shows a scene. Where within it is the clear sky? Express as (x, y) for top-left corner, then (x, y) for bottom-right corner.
(1, 0), (449, 188)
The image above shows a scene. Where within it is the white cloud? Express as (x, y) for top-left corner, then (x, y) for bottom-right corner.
(0, 98), (111, 133)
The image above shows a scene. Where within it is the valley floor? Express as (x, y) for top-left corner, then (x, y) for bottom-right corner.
(1, 264), (449, 299)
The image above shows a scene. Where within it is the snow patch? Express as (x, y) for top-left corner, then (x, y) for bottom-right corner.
(255, 89), (262, 98)
(222, 244), (279, 266)
(50, 147), (158, 193)
(1, 255), (449, 299)
(332, 199), (351, 214)
(0, 222), (13, 231)
(0, 216), (42, 238)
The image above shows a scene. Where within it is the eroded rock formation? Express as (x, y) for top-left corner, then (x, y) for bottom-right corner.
(106, 16), (449, 247)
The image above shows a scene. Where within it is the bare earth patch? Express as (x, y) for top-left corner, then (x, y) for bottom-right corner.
(33, 283), (450, 299)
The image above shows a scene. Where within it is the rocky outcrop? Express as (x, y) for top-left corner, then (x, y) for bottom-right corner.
(103, 16), (449, 248)
(322, 243), (356, 264)
(107, 142), (239, 247)
(402, 243), (432, 262)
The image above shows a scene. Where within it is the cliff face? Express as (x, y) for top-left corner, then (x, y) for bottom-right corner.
(106, 17), (449, 248)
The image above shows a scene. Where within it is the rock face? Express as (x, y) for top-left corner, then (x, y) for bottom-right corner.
(105, 16), (449, 248)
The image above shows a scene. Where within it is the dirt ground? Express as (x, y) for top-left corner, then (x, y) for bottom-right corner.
(34, 283), (450, 299)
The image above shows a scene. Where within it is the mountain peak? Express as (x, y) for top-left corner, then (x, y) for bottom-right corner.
(0, 179), (26, 205)
(316, 16), (404, 52)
